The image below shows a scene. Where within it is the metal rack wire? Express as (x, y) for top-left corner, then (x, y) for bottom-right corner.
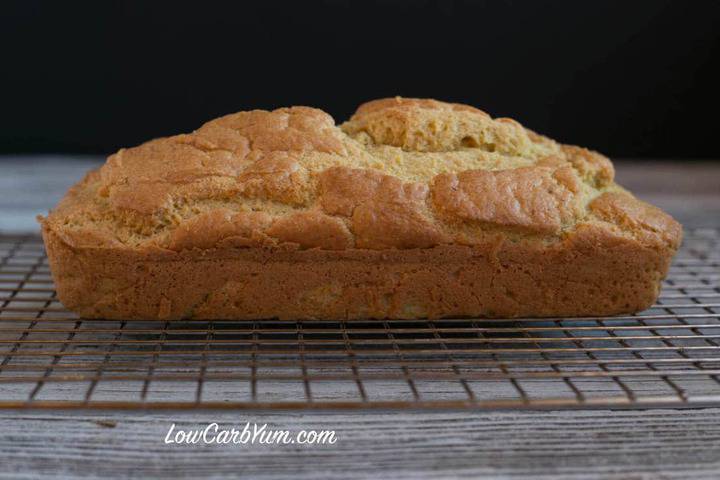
(0, 229), (718, 410)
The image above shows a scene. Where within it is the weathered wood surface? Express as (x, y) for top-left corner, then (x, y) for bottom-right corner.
(1, 409), (720, 479)
(0, 157), (719, 479)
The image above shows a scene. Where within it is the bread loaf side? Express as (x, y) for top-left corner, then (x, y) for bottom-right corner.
(40, 98), (682, 319)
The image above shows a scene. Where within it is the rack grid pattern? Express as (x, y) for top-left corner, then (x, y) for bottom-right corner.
(0, 229), (718, 410)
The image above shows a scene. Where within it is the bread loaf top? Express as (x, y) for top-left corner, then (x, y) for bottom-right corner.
(42, 97), (681, 252)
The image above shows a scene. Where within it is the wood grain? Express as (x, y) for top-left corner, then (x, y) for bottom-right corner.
(1, 409), (720, 479)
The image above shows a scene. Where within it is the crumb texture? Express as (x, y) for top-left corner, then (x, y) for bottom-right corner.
(41, 97), (682, 320)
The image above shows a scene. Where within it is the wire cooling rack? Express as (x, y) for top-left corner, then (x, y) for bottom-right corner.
(0, 229), (718, 410)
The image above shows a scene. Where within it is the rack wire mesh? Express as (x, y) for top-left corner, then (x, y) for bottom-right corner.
(0, 229), (718, 410)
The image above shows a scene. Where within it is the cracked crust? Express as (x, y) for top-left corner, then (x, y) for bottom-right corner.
(40, 97), (682, 320)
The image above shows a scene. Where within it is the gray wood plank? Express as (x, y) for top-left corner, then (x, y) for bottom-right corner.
(0, 156), (101, 233)
(1, 408), (719, 479)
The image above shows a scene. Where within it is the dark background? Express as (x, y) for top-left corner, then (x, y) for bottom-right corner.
(3, 0), (719, 158)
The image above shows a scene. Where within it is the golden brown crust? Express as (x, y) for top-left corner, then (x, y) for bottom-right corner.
(265, 210), (354, 250)
(42, 98), (628, 252)
(342, 96), (532, 154)
(430, 165), (582, 234)
(165, 210), (274, 251)
(318, 166), (448, 249)
(589, 191), (683, 249)
(40, 97), (683, 319)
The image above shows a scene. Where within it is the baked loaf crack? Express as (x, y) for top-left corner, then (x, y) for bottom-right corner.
(40, 97), (682, 320)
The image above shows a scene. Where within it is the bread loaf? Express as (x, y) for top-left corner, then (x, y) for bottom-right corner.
(40, 97), (682, 320)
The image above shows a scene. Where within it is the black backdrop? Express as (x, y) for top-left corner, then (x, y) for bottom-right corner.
(3, 0), (719, 158)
